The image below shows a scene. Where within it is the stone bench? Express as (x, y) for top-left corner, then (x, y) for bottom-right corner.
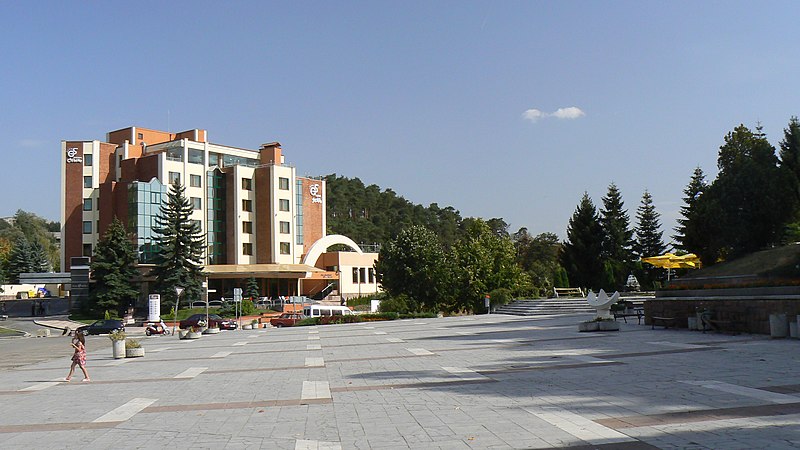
(651, 316), (677, 329)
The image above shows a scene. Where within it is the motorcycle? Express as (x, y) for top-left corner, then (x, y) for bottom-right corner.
(145, 322), (171, 336)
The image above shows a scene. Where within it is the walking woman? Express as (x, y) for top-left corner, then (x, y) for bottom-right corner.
(65, 332), (90, 382)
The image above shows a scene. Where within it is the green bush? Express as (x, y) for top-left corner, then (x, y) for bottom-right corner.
(488, 288), (513, 307)
(398, 312), (437, 319)
(346, 295), (378, 309)
(219, 300), (256, 317)
(377, 294), (412, 314)
(320, 315), (363, 325)
(296, 317), (321, 327)
(360, 312), (399, 321)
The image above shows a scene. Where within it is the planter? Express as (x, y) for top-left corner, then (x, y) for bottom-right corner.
(177, 329), (189, 339)
(242, 324), (253, 330)
(687, 317), (698, 330)
(598, 321), (620, 331)
(112, 340), (126, 359)
(125, 347), (145, 358)
(578, 321), (600, 332)
(203, 327), (220, 335)
(769, 313), (788, 338)
(790, 321), (798, 339)
(185, 331), (202, 339)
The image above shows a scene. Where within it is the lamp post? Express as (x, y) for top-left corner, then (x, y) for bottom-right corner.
(172, 286), (184, 336)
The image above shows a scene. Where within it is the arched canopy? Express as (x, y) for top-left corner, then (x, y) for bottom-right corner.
(302, 234), (363, 267)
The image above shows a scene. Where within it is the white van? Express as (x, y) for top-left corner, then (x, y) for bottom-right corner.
(302, 305), (354, 318)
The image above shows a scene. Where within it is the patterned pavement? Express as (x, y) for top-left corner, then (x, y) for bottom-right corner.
(0, 313), (798, 449)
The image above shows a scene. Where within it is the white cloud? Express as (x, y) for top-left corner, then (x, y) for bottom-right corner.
(551, 107), (585, 120)
(522, 109), (545, 122)
(522, 106), (585, 123)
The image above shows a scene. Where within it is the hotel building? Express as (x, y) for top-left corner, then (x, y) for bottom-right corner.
(60, 126), (379, 303)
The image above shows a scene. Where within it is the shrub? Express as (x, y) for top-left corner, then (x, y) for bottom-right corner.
(488, 288), (513, 307)
(319, 315), (363, 325)
(296, 317), (321, 327)
(109, 329), (126, 341)
(398, 312), (437, 319)
(360, 312), (399, 321)
(377, 294), (412, 314)
(125, 338), (141, 349)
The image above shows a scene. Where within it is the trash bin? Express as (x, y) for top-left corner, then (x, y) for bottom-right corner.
(769, 313), (788, 338)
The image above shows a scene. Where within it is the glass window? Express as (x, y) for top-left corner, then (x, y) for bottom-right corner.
(360, 268), (367, 285)
(191, 197), (201, 210)
(191, 220), (202, 231)
(209, 152), (220, 166)
(279, 177), (289, 190)
(280, 221), (290, 234)
(280, 242), (291, 254)
(352, 267), (359, 283)
(243, 221), (253, 234)
(242, 178), (252, 190)
(169, 172), (180, 185)
(83, 221), (92, 234)
(83, 198), (92, 211)
(137, 133), (143, 139)
(84, 176), (92, 188)
(243, 243), (253, 256)
(84, 153), (93, 166)
(188, 149), (204, 165)
(167, 147), (182, 162)
(368, 268), (375, 284)
(279, 199), (289, 211)
(242, 199), (253, 212)
(83, 243), (92, 257)
(151, 192), (161, 204)
(190, 174), (202, 187)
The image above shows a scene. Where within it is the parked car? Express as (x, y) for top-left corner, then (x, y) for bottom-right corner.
(270, 313), (306, 327)
(77, 319), (125, 336)
(179, 314), (238, 330)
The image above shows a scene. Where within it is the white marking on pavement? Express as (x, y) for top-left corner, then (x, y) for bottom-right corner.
(212, 351), (232, 358)
(19, 378), (63, 391)
(305, 357), (325, 367)
(309, 330), (319, 334)
(233, 341), (248, 346)
(442, 366), (488, 380)
(407, 348), (434, 356)
(308, 335), (320, 340)
(647, 341), (705, 349)
(248, 335), (259, 339)
(568, 355), (612, 364)
(301, 381), (331, 400)
(363, 326), (375, 329)
(148, 347), (169, 352)
(680, 380), (800, 404)
(295, 439), (342, 450)
(373, 331), (387, 335)
(414, 322), (427, 325)
(386, 337), (404, 343)
(174, 367), (207, 379)
(525, 407), (635, 445)
(455, 331), (472, 335)
(104, 358), (132, 366)
(307, 344), (322, 350)
(93, 398), (157, 423)
(492, 338), (519, 343)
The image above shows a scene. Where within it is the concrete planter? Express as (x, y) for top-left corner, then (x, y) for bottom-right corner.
(790, 321), (798, 339)
(687, 317), (698, 330)
(180, 330), (202, 340)
(770, 313), (788, 338)
(598, 321), (620, 331)
(111, 340), (126, 359)
(125, 347), (145, 358)
(202, 327), (220, 335)
(242, 324), (253, 330)
(578, 321), (599, 332)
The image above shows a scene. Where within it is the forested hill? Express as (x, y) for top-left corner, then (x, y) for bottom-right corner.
(324, 174), (465, 248)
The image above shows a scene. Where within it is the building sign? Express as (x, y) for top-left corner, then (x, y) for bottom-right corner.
(66, 147), (83, 164)
(309, 183), (322, 204)
(148, 294), (161, 322)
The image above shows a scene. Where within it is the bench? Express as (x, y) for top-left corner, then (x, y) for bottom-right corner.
(0, 314), (7, 321)
(651, 316), (677, 329)
(553, 287), (584, 298)
(612, 303), (644, 324)
(701, 312), (745, 335)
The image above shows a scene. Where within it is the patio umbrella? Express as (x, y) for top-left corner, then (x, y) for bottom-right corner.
(641, 253), (701, 280)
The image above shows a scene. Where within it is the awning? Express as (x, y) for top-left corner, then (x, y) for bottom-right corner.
(203, 263), (324, 279)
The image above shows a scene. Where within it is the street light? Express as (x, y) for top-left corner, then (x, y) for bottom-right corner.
(172, 286), (184, 336)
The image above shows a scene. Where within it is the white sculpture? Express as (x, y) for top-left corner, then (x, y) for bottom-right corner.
(586, 289), (620, 319)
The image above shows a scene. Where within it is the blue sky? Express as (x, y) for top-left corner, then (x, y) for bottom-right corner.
(2, 1), (800, 242)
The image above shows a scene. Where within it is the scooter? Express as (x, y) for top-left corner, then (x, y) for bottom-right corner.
(145, 323), (171, 336)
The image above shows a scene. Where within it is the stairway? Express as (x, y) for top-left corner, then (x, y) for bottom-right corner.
(494, 297), (595, 316)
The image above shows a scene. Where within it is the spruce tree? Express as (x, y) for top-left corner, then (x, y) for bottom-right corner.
(89, 217), (140, 315)
(150, 182), (205, 313)
(6, 237), (32, 283)
(779, 117), (800, 240)
(599, 183), (634, 289)
(29, 241), (50, 273)
(560, 193), (604, 290)
(634, 190), (667, 288)
(673, 167), (707, 252)
(245, 276), (260, 300)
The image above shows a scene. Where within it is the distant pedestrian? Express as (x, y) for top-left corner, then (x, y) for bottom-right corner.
(65, 333), (90, 382)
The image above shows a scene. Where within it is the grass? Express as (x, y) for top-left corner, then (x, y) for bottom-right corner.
(0, 327), (24, 337)
(683, 243), (800, 279)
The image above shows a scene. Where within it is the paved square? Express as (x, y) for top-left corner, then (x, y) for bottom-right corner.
(1, 313), (799, 449)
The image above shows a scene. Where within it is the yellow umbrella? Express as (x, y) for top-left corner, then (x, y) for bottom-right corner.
(641, 253), (701, 280)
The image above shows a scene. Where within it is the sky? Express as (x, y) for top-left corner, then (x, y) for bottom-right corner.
(2, 1), (800, 243)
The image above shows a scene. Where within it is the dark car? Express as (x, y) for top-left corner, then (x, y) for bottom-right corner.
(77, 319), (125, 336)
(270, 313), (305, 327)
(179, 314), (237, 330)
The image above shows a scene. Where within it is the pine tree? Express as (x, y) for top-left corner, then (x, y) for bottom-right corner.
(245, 276), (260, 300)
(29, 241), (50, 273)
(634, 190), (667, 288)
(150, 182), (205, 313)
(673, 167), (707, 251)
(6, 237), (32, 283)
(779, 117), (800, 241)
(599, 183), (634, 289)
(89, 217), (140, 315)
(560, 193), (604, 290)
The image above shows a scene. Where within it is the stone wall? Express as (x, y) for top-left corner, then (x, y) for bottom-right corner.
(645, 297), (800, 334)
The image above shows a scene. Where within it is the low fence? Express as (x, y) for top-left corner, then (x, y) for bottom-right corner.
(0, 298), (71, 317)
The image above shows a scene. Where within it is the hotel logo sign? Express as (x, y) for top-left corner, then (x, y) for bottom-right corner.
(309, 183), (322, 204)
(66, 147), (83, 164)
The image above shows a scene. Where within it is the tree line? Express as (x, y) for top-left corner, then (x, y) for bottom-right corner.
(0, 211), (59, 286)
